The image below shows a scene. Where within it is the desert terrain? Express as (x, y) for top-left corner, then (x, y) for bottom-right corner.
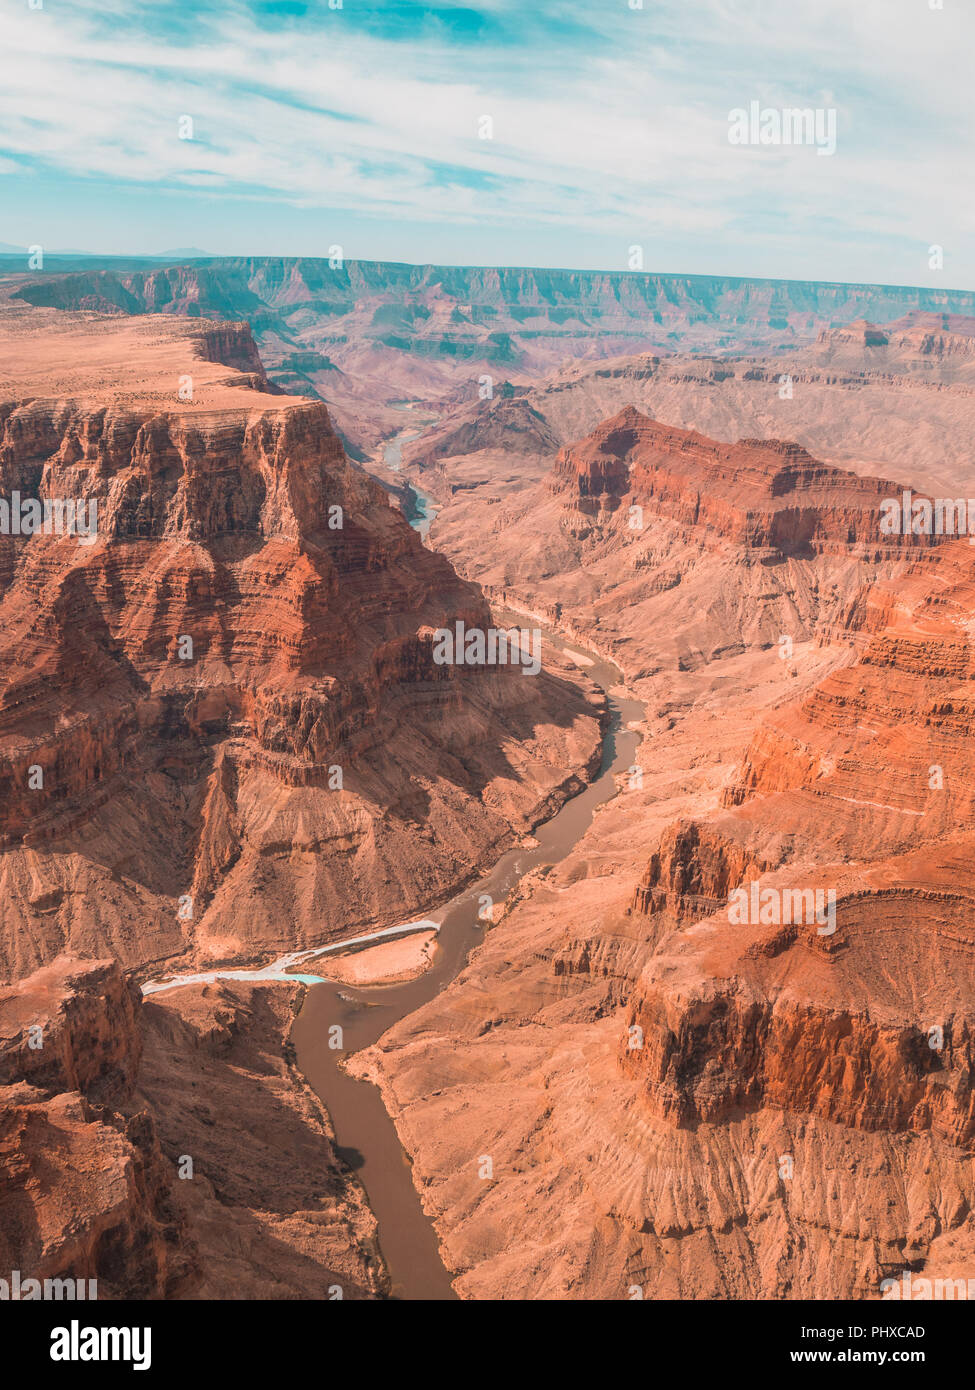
(2, 261), (975, 1303)
(0, 293), (600, 1296)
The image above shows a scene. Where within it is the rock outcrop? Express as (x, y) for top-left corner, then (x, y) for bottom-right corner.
(353, 464), (975, 1299)
(631, 819), (774, 920)
(0, 301), (600, 980)
(548, 406), (927, 556)
(0, 955), (383, 1299)
(0, 956), (198, 1299)
(404, 395), (560, 476)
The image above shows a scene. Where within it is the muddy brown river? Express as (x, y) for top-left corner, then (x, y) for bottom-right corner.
(138, 434), (645, 1299)
(291, 620), (644, 1300)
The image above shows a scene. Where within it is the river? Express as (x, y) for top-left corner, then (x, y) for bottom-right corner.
(381, 419), (441, 541)
(143, 425), (644, 1299)
(291, 620), (642, 1299)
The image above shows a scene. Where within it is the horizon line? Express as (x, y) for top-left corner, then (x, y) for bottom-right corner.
(1, 251), (973, 300)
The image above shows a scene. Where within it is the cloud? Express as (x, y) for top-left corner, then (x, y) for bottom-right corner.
(0, 0), (971, 280)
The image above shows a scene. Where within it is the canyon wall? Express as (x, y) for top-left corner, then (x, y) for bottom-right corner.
(0, 302), (600, 981)
(352, 413), (975, 1299)
(410, 405), (931, 686)
(7, 260), (975, 459)
(0, 956), (198, 1299)
(0, 955), (384, 1298)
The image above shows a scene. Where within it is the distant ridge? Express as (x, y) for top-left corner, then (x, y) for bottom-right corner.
(0, 245), (214, 260)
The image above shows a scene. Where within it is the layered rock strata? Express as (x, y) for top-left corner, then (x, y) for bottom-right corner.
(0, 956), (197, 1299)
(352, 453), (975, 1299)
(417, 406), (932, 684)
(0, 303), (600, 980)
(0, 956), (382, 1298)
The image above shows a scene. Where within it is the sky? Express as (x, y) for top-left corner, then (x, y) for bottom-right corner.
(0, 0), (972, 287)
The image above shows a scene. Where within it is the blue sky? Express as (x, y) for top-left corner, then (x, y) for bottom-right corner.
(0, 0), (972, 286)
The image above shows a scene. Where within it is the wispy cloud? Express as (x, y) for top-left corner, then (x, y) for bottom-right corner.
(0, 0), (971, 282)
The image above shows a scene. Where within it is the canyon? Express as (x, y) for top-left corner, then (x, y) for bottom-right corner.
(2, 260), (974, 1304)
(349, 320), (975, 1298)
(0, 298), (599, 982)
(395, 313), (975, 569)
(351, 469), (975, 1299)
(6, 257), (975, 466)
(0, 294), (599, 1296)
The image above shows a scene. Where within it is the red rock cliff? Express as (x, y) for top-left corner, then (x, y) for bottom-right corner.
(0, 956), (199, 1298)
(0, 303), (600, 978)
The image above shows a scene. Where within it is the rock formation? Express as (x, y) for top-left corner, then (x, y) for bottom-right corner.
(412, 405), (931, 684)
(0, 956), (197, 1299)
(351, 420), (975, 1300)
(0, 955), (383, 1298)
(0, 300), (600, 982)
